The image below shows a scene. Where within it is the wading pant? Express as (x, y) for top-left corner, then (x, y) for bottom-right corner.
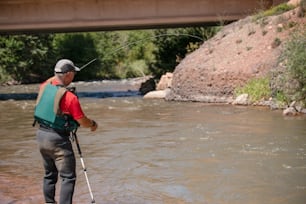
(36, 128), (76, 204)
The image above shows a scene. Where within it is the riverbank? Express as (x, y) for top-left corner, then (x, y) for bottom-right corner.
(164, 3), (305, 114)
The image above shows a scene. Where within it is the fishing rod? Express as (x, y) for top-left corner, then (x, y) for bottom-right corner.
(80, 58), (98, 70)
(72, 129), (96, 204)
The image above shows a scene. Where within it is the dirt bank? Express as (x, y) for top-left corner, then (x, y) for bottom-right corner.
(166, 7), (305, 104)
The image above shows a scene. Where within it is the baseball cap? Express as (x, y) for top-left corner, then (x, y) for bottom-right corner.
(54, 59), (80, 73)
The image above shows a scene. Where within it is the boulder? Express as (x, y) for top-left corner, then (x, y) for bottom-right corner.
(232, 94), (249, 105)
(156, 72), (173, 90)
(143, 88), (171, 99)
(139, 77), (156, 95)
(283, 107), (298, 116)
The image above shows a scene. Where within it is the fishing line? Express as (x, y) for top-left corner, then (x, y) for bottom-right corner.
(79, 33), (204, 71)
(107, 33), (204, 57)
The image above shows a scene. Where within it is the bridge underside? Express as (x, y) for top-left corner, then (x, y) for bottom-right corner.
(0, 0), (277, 34)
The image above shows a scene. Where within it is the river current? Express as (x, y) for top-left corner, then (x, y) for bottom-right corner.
(0, 81), (305, 204)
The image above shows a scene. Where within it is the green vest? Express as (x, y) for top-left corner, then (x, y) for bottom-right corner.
(34, 83), (79, 132)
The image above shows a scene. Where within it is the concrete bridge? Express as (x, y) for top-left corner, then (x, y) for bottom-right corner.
(0, 0), (285, 34)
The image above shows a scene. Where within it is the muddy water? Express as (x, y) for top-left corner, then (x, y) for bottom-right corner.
(0, 84), (306, 204)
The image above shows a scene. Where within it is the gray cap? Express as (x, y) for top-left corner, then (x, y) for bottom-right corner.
(54, 59), (80, 73)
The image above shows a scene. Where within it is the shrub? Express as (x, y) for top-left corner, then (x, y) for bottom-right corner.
(281, 28), (306, 104)
(0, 34), (55, 83)
(275, 90), (289, 106)
(234, 77), (271, 103)
(254, 3), (295, 21)
(270, 27), (306, 107)
(262, 3), (295, 17)
(271, 38), (282, 48)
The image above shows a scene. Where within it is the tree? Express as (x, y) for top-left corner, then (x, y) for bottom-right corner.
(151, 27), (217, 78)
(0, 34), (55, 83)
(93, 30), (156, 79)
(53, 33), (100, 81)
(115, 30), (156, 78)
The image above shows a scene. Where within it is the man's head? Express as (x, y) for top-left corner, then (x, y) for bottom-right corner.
(54, 59), (80, 73)
(54, 59), (80, 86)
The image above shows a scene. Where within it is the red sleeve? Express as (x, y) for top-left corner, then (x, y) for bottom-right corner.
(60, 91), (85, 120)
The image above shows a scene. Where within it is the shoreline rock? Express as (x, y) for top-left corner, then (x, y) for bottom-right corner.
(143, 88), (171, 99)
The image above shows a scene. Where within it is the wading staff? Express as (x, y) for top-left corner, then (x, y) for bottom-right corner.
(72, 129), (96, 204)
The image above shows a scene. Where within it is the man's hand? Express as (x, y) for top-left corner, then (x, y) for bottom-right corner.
(90, 120), (98, 131)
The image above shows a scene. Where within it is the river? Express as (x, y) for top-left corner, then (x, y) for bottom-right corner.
(0, 81), (305, 204)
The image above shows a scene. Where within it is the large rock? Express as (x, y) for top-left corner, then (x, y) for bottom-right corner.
(156, 72), (173, 90)
(283, 107), (298, 116)
(232, 94), (249, 105)
(143, 73), (173, 99)
(139, 77), (156, 95)
(143, 88), (171, 99)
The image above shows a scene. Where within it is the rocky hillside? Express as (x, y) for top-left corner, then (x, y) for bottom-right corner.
(166, 3), (305, 104)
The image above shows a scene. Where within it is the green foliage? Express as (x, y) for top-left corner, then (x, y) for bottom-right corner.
(152, 27), (217, 78)
(186, 42), (202, 53)
(0, 68), (11, 83)
(234, 77), (271, 102)
(53, 33), (100, 81)
(0, 34), (55, 83)
(264, 3), (295, 16)
(280, 28), (306, 104)
(275, 90), (289, 106)
(271, 37), (282, 48)
(123, 60), (148, 78)
(91, 31), (123, 79)
(88, 30), (156, 79)
(254, 3), (295, 21)
(112, 30), (156, 78)
(0, 27), (217, 83)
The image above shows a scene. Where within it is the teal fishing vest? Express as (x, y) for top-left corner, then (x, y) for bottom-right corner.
(34, 83), (79, 132)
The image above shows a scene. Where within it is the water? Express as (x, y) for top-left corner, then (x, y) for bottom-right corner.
(0, 83), (306, 204)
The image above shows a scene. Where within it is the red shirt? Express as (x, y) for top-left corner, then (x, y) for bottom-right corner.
(40, 78), (85, 121)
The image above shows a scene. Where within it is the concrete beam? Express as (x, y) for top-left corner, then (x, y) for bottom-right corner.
(0, 0), (273, 34)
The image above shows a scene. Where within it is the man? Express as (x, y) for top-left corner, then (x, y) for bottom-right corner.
(34, 59), (98, 204)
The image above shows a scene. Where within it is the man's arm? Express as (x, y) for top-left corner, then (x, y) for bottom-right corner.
(77, 116), (98, 131)
(64, 91), (98, 132)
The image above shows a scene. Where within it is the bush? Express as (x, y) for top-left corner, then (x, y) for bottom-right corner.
(53, 33), (100, 81)
(0, 34), (55, 83)
(281, 28), (306, 104)
(234, 77), (271, 103)
(254, 3), (295, 21)
(152, 27), (217, 78)
(270, 27), (306, 107)
(264, 3), (295, 16)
